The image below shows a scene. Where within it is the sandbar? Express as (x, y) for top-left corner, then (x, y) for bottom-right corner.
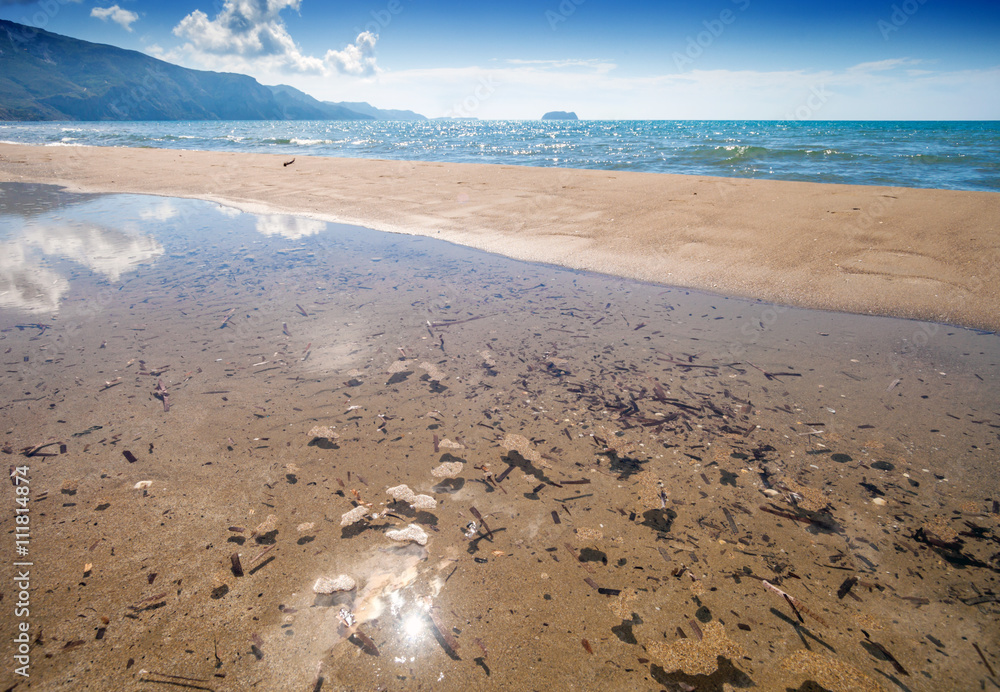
(1, 142), (997, 330)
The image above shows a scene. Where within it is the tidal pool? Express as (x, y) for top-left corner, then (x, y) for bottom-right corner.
(0, 182), (997, 691)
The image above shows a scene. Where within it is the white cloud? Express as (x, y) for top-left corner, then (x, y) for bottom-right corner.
(324, 31), (377, 76)
(168, 0), (376, 77)
(91, 4), (139, 32)
(847, 58), (923, 73)
(504, 58), (615, 73)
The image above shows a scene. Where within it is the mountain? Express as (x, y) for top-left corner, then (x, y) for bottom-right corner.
(326, 101), (426, 121)
(0, 20), (421, 122)
(0, 19), (284, 120)
(267, 84), (373, 121)
(542, 111), (579, 120)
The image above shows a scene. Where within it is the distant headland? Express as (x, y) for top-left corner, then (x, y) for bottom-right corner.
(541, 111), (579, 120)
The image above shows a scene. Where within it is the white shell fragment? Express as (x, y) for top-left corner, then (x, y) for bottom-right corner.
(430, 461), (464, 478)
(338, 607), (355, 626)
(313, 574), (357, 594)
(386, 484), (417, 503)
(133, 480), (153, 490)
(308, 425), (339, 439)
(872, 497), (887, 506)
(340, 505), (369, 527)
(410, 494), (437, 510)
(296, 522), (315, 532)
(386, 524), (429, 546)
(438, 438), (464, 450)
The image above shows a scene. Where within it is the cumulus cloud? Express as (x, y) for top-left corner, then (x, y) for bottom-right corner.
(91, 4), (139, 32)
(170, 0), (376, 76)
(324, 31), (377, 76)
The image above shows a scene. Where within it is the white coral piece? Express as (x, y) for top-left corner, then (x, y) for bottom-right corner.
(313, 574), (356, 594)
(340, 505), (369, 527)
(385, 524), (428, 546)
(410, 494), (437, 510)
(308, 425), (339, 439)
(430, 461), (464, 478)
(386, 484), (417, 503)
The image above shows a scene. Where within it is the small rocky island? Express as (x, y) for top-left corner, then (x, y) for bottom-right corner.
(541, 111), (579, 120)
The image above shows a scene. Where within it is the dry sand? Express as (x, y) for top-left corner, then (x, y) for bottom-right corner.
(1, 142), (998, 331)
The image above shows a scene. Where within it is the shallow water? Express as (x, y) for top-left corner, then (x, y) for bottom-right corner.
(2, 119), (999, 191)
(0, 182), (998, 691)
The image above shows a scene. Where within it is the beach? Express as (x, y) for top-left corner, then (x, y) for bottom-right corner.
(2, 142), (998, 331)
(1, 149), (999, 691)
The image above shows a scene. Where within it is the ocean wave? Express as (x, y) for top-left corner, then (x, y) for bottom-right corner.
(0, 120), (995, 191)
(904, 153), (963, 165)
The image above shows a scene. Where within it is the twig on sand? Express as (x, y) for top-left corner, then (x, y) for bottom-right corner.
(763, 580), (826, 626)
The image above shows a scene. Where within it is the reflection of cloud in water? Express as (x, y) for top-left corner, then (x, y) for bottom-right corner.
(22, 221), (164, 282)
(138, 200), (179, 221)
(0, 240), (69, 313)
(215, 204), (243, 218)
(256, 215), (326, 239)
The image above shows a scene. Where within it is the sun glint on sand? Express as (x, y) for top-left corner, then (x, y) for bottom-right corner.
(1, 142), (998, 330)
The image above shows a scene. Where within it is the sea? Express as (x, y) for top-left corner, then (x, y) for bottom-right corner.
(1, 119), (998, 192)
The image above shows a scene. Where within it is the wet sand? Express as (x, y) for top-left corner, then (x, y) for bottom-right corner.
(0, 184), (998, 691)
(1, 143), (999, 331)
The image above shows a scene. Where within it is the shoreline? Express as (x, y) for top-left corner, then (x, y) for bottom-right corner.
(2, 142), (999, 331)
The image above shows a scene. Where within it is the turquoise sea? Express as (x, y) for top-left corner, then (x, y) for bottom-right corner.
(1, 119), (998, 191)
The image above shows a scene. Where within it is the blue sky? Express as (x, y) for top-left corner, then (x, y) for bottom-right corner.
(2, 0), (999, 118)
